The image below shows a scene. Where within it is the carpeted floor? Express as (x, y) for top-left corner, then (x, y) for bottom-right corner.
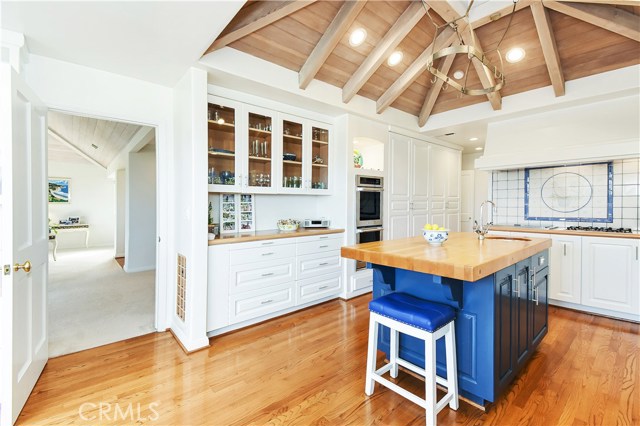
(48, 247), (156, 357)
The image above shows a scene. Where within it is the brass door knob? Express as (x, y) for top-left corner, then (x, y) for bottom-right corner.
(14, 260), (32, 273)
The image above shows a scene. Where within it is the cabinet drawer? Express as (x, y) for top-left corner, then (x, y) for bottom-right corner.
(297, 237), (343, 255)
(229, 258), (295, 294)
(297, 251), (342, 280)
(229, 283), (295, 323)
(352, 269), (373, 291)
(532, 249), (549, 270)
(297, 273), (342, 305)
(230, 243), (296, 265)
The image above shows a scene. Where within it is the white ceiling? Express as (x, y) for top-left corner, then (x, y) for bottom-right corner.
(1, 1), (244, 86)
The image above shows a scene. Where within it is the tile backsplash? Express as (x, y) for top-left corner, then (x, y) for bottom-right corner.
(491, 158), (640, 230)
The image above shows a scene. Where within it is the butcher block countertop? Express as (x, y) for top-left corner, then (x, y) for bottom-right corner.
(341, 232), (552, 282)
(491, 225), (640, 239)
(209, 228), (344, 245)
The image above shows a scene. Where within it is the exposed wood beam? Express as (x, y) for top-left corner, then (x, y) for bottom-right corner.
(376, 27), (457, 114)
(471, 0), (533, 28)
(531, 2), (565, 96)
(461, 29), (502, 110)
(544, 1), (640, 42)
(204, 1), (317, 55)
(299, 0), (366, 90)
(48, 129), (106, 170)
(555, 0), (640, 6)
(342, 1), (427, 103)
(418, 47), (456, 127)
(428, 1), (502, 110)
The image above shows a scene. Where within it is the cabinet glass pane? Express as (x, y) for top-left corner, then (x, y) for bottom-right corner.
(208, 103), (236, 186)
(220, 194), (237, 233)
(311, 126), (329, 190)
(247, 112), (273, 189)
(282, 120), (304, 189)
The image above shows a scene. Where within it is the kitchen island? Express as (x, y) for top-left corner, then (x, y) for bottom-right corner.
(341, 232), (552, 407)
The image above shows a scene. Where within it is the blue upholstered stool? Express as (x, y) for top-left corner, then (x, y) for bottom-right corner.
(365, 292), (459, 426)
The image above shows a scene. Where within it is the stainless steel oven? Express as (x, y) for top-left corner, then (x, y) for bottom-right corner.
(355, 226), (384, 270)
(356, 175), (383, 227)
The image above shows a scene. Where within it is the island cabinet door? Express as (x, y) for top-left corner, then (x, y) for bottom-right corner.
(531, 265), (549, 347)
(494, 266), (516, 391)
(514, 259), (531, 364)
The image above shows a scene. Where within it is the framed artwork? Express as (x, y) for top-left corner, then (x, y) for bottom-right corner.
(48, 177), (70, 203)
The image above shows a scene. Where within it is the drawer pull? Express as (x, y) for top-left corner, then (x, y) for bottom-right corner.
(319, 236), (329, 239)
(261, 272), (274, 277)
(261, 242), (274, 246)
(319, 245), (329, 248)
(261, 299), (273, 305)
(319, 285), (329, 290)
(319, 262), (329, 266)
(262, 252), (275, 256)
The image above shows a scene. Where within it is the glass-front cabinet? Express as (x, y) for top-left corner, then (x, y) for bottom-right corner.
(207, 98), (241, 192)
(245, 107), (275, 193)
(280, 115), (306, 193)
(310, 121), (330, 192)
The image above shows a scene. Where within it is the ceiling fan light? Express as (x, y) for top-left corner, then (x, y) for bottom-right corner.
(349, 28), (367, 47)
(387, 51), (403, 67)
(506, 47), (526, 63)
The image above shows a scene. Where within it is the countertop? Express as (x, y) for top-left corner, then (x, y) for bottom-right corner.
(208, 228), (344, 245)
(491, 225), (640, 240)
(340, 232), (552, 282)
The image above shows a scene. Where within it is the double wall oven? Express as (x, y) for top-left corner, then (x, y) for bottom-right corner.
(355, 175), (383, 270)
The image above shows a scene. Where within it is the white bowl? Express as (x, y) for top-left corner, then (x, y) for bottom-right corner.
(423, 229), (449, 246)
(277, 223), (299, 232)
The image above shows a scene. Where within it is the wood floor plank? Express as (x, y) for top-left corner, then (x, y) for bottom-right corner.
(16, 299), (640, 425)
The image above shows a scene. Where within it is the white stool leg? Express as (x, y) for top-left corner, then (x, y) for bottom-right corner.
(445, 322), (459, 410)
(365, 314), (379, 396)
(424, 333), (437, 426)
(390, 327), (399, 378)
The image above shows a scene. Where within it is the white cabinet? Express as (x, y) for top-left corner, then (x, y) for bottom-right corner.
(207, 232), (344, 334)
(387, 133), (460, 239)
(548, 235), (582, 304)
(429, 144), (460, 231)
(581, 237), (639, 315)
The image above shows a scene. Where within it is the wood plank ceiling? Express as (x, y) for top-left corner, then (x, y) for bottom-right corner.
(48, 111), (143, 168)
(204, 0), (640, 126)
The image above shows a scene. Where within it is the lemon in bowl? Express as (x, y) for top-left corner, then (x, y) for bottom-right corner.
(422, 223), (449, 246)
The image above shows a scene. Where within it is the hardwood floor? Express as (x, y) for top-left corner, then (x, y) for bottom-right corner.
(18, 295), (639, 425)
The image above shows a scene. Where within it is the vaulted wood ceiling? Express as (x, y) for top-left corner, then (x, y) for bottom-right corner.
(204, 0), (640, 125)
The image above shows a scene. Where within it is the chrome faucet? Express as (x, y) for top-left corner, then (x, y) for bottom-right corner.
(474, 200), (497, 240)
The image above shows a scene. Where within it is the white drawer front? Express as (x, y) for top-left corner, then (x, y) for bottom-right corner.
(231, 238), (294, 250)
(297, 273), (342, 305)
(297, 251), (342, 280)
(229, 284), (295, 323)
(298, 233), (343, 243)
(297, 237), (343, 256)
(352, 270), (373, 291)
(230, 243), (296, 265)
(229, 258), (295, 294)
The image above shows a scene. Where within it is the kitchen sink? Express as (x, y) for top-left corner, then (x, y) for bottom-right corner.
(484, 236), (532, 242)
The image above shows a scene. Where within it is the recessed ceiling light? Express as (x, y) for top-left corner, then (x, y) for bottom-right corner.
(469, 137), (478, 141)
(506, 47), (526, 63)
(475, 147), (484, 151)
(349, 28), (367, 47)
(387, 51), (403, 67)
(453, 70), (464, 80)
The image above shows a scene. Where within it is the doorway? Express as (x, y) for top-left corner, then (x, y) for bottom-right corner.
(47, 111), (157, 356)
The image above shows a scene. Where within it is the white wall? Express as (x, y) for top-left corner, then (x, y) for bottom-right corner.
(25, 53), (173, 331)
(115, 169), (125, 257)
(125, 150), (156, 272)
(462, 152), (483, 170)
(48, 161), (115, 249)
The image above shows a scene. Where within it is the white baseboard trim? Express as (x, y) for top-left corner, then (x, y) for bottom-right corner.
(115, 252), (125, 258)
(123, 264), (155, 273)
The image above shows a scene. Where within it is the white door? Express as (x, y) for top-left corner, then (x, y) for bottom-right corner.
(410, 141), (429, 236)
(548, 235), (582, 304)
(387, 134), (411, 239)
(461, 171), (474, 232)
(0, 64), (49, 425)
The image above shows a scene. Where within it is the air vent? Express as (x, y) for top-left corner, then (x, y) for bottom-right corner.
(176, 254), (186, 321)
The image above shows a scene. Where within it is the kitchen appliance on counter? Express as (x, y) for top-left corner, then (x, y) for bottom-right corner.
(566, 226), (633, 233)
(302, 218), (331, 228)
(356, 175), (383, 227)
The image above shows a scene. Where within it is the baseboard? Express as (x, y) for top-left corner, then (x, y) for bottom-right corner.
(115, 252), (125, 258)
(123, 264), (155, 273)
(169, 327), (210, 354)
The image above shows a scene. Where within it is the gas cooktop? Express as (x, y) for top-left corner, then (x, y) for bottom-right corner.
(566, 226), (633, 233)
